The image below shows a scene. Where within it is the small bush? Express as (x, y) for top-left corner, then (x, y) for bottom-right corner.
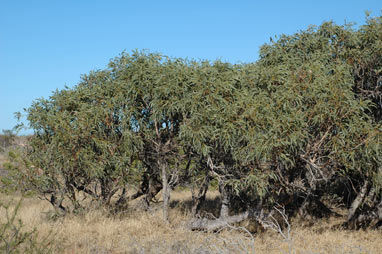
(0, 199), (54, 254)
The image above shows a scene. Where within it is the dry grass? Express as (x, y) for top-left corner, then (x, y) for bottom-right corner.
(0, 191), (381, 254)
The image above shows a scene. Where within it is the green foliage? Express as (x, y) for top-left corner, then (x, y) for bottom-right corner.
(0, 199), (53, 254)
(14, 14), (382, 223)
(1, 149), (36, 196)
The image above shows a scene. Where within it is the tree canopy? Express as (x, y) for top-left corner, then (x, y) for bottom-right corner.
(8, 14), (382, 229)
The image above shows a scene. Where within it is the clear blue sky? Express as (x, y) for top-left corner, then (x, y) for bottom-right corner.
(1, 1), (381, 135)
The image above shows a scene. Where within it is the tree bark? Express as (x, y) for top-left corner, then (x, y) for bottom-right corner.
(347, 180), (368, 222)
(191, 175), (210, 217)
(376, 198), (382, 221)
(115, 173), (155, 210)
(187, 204), (268, 231)
(188, 211), (250, 231)
(161, 160), (170, 222)
(346, 189), (382, 228)
(50, 194), (67, 216)
(140, 175), (162, 210)
(219, 181), (230, 219)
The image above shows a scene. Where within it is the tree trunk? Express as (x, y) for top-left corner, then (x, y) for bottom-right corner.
(345, 188), (382, 229)
(347, 180), (368, 222)
(374, 198), (382, 224)
(191, 175), (210, 217)
(140, 175), (162, 210)
(219, 181), (230, 219)
(160, 160), (170, 222)
(100, 177), (112, 205)
(114, 187), (127, 210)
(115, 173), (151, 210)
(50, 194), (67, 216)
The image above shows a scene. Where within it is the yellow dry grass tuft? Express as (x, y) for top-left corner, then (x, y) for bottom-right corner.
(0, 191), (381, 254)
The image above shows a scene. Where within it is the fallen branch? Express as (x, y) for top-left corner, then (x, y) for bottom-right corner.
(188, 211), (250, 231)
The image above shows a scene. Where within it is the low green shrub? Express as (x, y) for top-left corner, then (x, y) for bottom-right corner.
(0, 199), (54, 254)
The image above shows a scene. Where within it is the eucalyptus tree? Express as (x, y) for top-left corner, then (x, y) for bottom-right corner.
(247, 17), (382, 226)
(23, 68), (143, 213)
(189, 16), (382, 229)
(12, 14), (382, 229)
(180, 61), (262, 229)
(351, 14), (382, 123)
(21, 51), (193, 218)
(108, 52), (194, 220)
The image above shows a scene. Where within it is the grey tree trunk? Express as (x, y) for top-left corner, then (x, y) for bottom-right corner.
(347, 180), (368, 222)
(376, 198), (382, 220)
(161, 160), (170, 222)
(219, 181), (230, 219)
